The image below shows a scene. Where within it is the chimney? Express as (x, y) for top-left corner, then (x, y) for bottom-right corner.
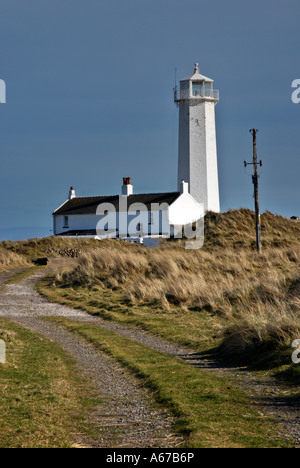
(180, 179), (189, 194)
(68, 186), (76, 200)
(121, 177), (133, 196)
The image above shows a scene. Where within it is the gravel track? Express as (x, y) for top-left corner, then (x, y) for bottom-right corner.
(0, 269), (183, 448)
(11, 315), (182, 448)
(0, 266), (300, 447)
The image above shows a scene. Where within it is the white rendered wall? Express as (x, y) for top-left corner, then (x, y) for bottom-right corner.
(54, 214), (100, 235)
(54, 211), (168, 237)
(169, 192), (204, 226)
(178, 100), (220, 213)
(204, 103), (220, 213)
(54, 195), (203, 238)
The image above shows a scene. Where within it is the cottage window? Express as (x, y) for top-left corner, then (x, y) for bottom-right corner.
(63, 216), (69, 228)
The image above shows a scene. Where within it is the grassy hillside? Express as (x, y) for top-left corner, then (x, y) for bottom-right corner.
(2, 209), (299, 448)
(34, 209), (300, 373)
(203, 209), (300, 250)
(2, 209), (299, 256)
(2, 209), (300, 370)
(0, 236), (140, 260)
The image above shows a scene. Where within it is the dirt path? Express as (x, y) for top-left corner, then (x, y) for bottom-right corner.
(11, 315), (182, 448)
(0, 266), (299, 447)
(0, 269), (183, 448)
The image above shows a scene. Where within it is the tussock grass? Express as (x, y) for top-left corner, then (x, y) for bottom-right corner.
(203, 209), (300, 250)
(0, 247), (28, 272)
(219, 303), (300, 367)
(56, 246), (300, 311)
(0, 236), (140, 259)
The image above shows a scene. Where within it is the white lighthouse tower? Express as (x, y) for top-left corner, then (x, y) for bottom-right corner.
(174, 63), (220, 213)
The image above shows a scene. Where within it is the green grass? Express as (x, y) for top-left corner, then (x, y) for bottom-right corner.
(5, 265), (46, 284)
(45, 317), (294, 448)
(38, 277), (300, 387)
(0, 318), (99, 448)
(38, 280), (223, 352)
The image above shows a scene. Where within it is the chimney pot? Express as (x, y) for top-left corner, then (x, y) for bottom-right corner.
(180, 179), (189, 194)
(123, 177), (131, 186)
(68, 186), (76, 200)
(122, 177), (133, 196)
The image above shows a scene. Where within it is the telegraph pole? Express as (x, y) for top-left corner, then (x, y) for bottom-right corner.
(244, 129), (262, 253)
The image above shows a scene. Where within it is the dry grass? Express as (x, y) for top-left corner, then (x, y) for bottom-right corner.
(29, 209), (299, 367)
(0, 247), (28, 272)
(0, 236), (141, 259)
(50, 210), (300, 366)
(219, 302), (300, 365)
(57, 246), (300, 311)
(203, 209), (300, 250)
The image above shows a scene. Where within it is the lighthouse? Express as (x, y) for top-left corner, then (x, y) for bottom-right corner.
(174, 64), (220, 213)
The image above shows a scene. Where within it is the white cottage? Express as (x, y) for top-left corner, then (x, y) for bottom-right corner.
(53, 178), (203, 241)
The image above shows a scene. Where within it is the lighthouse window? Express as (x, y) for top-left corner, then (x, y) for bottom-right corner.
(204, 83), (212, 97)
(192, 83), (202, 96)
(63, 216), (69, 228)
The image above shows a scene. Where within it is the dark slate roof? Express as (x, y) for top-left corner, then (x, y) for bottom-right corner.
(58, 229), (98, 236)
(53, 192), (180, 215)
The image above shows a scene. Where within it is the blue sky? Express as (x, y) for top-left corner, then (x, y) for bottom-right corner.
(0, 0), (299, 240)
